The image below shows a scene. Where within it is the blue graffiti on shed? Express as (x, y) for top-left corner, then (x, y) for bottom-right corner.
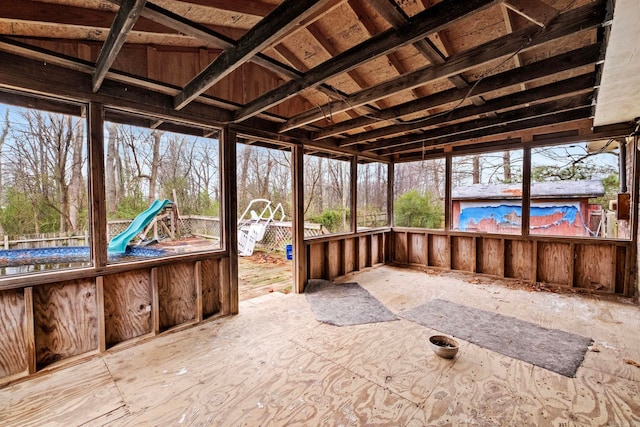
(458, 205), (579, 230)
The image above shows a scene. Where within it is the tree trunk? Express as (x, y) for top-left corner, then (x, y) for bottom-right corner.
(503, 150), (512, 182)
(0, 109), (8, 236)
(472, 155), (481, 184)
(106, 124), (118, 216)
(69, 120), (84, 231)
(148, 130), (162, 203)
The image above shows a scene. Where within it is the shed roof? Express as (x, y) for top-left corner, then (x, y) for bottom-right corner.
(452, 179), (605, 200)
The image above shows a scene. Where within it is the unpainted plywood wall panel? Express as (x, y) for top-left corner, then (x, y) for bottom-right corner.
(327, 240), (341, 278)
(344, 237), (356, 274)
(0, 289), (27, 378)
(359, 236), (368, 269)
(157, 263), (196, 331)
(574, 244), (614, 292)
(309, 243), (324, 279)
(371, 234), (380, 265)
(394, 232), (408, 264)
(504, 240), (534, 281)
(536, 242), (572, 286)
(103, 269), (152, 347)
(34, 279), (98, 369)
(428, 234), (449, 268)
(201, 258), (221, 318)
(476, 237), (503, 276)
(451, 236), (475, 272)
(408, 232), (426, 265)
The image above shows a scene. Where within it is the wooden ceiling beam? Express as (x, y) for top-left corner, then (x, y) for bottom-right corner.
(312, 43), (600, 140)
(281, 1), (604, 132)
(503, 0), (558, 27)
(174, 0), (332, 110)
(93, 0), (147, 92)
(370, 95), (592, 155)
(339, 73), (595, 147)
(313, 44), (600, 140)
(233, 0), (497, 122)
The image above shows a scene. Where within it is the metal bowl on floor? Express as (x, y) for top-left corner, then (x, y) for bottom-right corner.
(429, 335), (459, 359)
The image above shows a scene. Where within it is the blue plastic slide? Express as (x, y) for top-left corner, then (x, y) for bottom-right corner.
(107, 199), (172, 254)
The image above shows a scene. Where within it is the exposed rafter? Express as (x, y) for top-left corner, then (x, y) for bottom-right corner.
(174, 0), (332, 110)
(339, 73), (595, 147)
(93, 0), (147, 92)
(233, 0), (497, 122)
(280, 1), (604, 132)
(370, 94), (592, 155)
(312, 43), (600, 140)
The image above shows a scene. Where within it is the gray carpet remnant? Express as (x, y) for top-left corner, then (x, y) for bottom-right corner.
(305, 279), (398, 327)
(402, 299), (592, 377)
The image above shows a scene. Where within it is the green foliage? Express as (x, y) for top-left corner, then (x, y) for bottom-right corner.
(313, 209), (349, 233)
(0, 188), (60, 235)
(394, 190), (444, 228)
(113, 194), (147, 220)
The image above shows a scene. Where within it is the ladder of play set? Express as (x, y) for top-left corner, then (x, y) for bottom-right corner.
(237, 199), (285, 256)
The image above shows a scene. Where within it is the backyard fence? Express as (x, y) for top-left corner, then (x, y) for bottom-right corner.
(0, 217), (325, 252)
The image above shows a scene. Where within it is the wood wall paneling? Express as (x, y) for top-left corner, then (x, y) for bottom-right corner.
(308, 243), (324, 279)
(157, 263), (197, 331)
(371, 234), (380, 265)
(201, 258), (221, 318)
(344, 238), (355, 274)
(504, 240), (534, 281)
(394, 232), (408, 264)
(408, 232), (426, 265)
(327, 241), (341, 278)
(0, 289), (27, 378)
(536, 242), (572, 287)
(103, 269), (152, 347)
(428, 234), (449, 268)
(359, 236), (368, 269)
(615, 246), (627, 295)
(476, 237), (504, 276)
(451, 236), (475, 272)
(34, 280), (98, 369)
(574, 244), (615, 292)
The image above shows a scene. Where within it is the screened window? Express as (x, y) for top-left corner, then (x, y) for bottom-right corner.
(104, 117), (221, 263)
(357, 161), (388, 230)
(394, 158), (445, 229)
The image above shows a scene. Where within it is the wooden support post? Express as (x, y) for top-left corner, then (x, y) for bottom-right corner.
(522, 146), (532, 236)
(24, 287), (36, 374)
(351, 156), (358, 232)
(221, 126), (239, 314)
(387, 161), (394, 227)
(219, 257), (230, 315)
(88, 102), (108, 269)
(151, 267), (160, 335)
(630, 134), (639, 298)
(445, 155), (452, 231)
(292, 144), (306, 293)
(194, 261), (203, 322)
(96, 277), (106, 352)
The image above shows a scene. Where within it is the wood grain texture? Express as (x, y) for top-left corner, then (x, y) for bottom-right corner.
(505, 239), (535, 281)
(1, 266), (639, 425)
(103, 269), (152, 347)
(574, 244), (615, 292)
(476, 237), (504, 276)
(394, 232), (408, 264)
(0, 357), (125, 426)
(344, 237), (355, 274)
(451, 236), (475, 272)
(327, 240), (341, 278)
(308, 242), (324, 279)
(33, 279), (98, 369)
(201, 258), (221, 318)
(428, 234), (449, 268)
(408, 232), (426, 265)
(359, 235), (368, 269)
(537, 241), (572, 286)
(371, 234), (380, 265)
(0, 289), (27, 378)
(157, 262), (197, 331)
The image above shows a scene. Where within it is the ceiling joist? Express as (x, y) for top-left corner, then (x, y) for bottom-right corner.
(93, 0), (147, 92)
(233, 0), (497, 122)
(174, 0), (333, 110)
(283, 1), (604, 133)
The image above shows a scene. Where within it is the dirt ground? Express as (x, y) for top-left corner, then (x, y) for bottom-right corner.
(238, 249), (293, 301)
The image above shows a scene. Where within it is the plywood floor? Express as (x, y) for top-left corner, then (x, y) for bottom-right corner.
(1, 266), (639, 426)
